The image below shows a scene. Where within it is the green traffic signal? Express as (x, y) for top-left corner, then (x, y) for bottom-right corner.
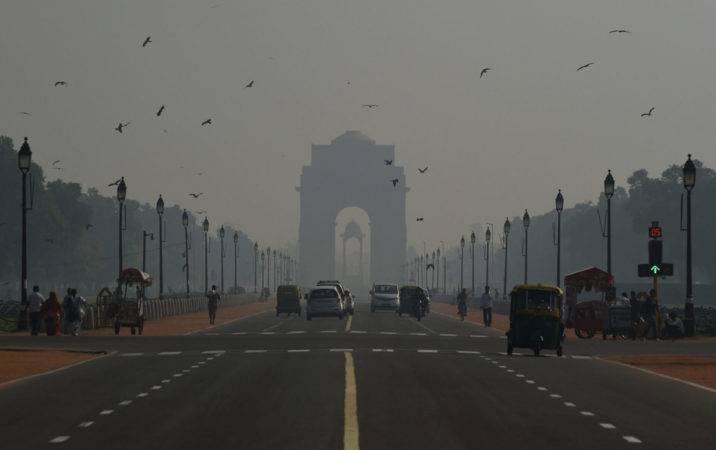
(650, 264), (661, 274)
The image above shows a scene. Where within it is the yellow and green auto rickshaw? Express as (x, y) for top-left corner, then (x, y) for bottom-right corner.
(276, 285), (302, 316)
(506, 284), (565, 356)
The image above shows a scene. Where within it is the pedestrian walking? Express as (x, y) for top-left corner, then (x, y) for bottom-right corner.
(643, 289), (659, 340)
(68, 288), (87, 336)
(207, 285), (220, 325)
(479, 286), (493, 327)
(40, 291), (63, 336)
(61, 288), (73, 334)
(28, 285), (45, 336)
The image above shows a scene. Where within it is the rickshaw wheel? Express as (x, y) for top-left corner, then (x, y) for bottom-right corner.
(507, 343), (513, 355)
(556, 346), (563, 357)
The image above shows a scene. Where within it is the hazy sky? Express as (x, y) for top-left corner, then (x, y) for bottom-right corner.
(2, 1), (715, 251)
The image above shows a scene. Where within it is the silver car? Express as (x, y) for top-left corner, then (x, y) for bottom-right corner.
(306, 286), (344, 320)
(370, 283), (400, 312)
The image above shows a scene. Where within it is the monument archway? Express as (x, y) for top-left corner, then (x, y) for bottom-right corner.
(297, 131), (407, 286)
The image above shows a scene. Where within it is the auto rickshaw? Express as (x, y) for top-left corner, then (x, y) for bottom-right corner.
(108, 268), (151, 335)
(506, 284), (564, 356)
(276, 284), (301, 316)
(398, 285), (426, 320)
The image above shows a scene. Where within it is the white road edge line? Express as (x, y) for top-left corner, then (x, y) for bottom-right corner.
(597, 357), (716, 395)
(49, 436), (70, 443)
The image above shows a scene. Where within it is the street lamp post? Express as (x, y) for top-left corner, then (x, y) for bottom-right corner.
(156, 195), (165, 297)
(502, 218), (511, 301)
(431, 251), (436, 291)
(219, 226), (225, 293)
(470, 232), (476, 296)
(18, 138), (32, 328)
(203, 217), (209, 293)
(460, 236), (465, 292)
(555, 190), (564, 287)
(142, 231), (154, 273)
(604, 170), (615, 275)
(484, 226), (492, 289)
(234, 232), (239, 294)
(182, 210), (190, 295)
(523, 210), (530, 284)
(117, 177), (127, 280)
(253, 243), (258, 293)
(682, 154), (696, 336)
(273, 250), (277, 291)
(436, 248), (441, 293)
(424, 253), (429, 291)
(261, 251), (265, 292)
(266, 247), (271, 293)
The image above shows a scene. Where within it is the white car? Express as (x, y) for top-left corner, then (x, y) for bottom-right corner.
(306, 286), (344, 320)
(370, 283), (400, 312)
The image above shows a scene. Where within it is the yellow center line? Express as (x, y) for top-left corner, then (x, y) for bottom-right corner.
(345, 314), (353, 332)
(344, 352), (360, 450)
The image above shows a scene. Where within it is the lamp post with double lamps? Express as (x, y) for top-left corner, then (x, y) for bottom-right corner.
(470, 232), (476, 296)
(219, 226), (225, 293)
(156, 195), (165, 297)
(484, 226), (492, 290)
(233, 232), (239, 294)
(202, 217), (209, 293)
(603, 170), (615, 276)
(502, 218), (511, 301)
(253, 243), (258, 293)
(460, 236), (465, 292)
(436, 248), (441, 293)
(261, 251), (266, 292)
(682, 155), (696, 336)
(522, 210), (530, 284)
(18, 138), (32, 329)
(117, 178), (127, 280)
(266, 246), (271, 293)
(555, 190), (564, 287)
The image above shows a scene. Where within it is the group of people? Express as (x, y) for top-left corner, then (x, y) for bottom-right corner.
(617, 289), (684, 339)
(456, 286), (494, 327)
(27, 286), (87, 336)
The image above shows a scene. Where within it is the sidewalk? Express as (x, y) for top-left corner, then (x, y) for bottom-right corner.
(604, 355), (716, 390)
(0, 350), (101, 387)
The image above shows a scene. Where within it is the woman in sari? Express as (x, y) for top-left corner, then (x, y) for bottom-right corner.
(40, 291), (63, 336)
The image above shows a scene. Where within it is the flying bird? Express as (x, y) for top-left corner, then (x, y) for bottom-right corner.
(641, 107), (655, 117)
(244, 80), (254, 88)
(115, 122), (130, 133)
(480, 68), (491, 78)
(576, 63), (594, 72)
(418, 167), (428, 174)
(609, 29), (631, 34)
(195, 172), (204, 176)
(156, 105), (165, 116)
(384, 159), (393, 165)
(52, 160), (62, 166)
(189, 193), (203, 198)
(362, 104), (379, 109)
(54, 81), (68, 87)
(416, 217), (424, 222)
(142, 36), (152, 47)
(107, 178), (122, 187)
(19, 112), (31, 116)
(390, 178), (399, 187)
(201, 118), (212, 126)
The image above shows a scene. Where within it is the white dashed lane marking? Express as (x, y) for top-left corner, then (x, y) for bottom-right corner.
(470, 334), (488, 338)
(623, 436), (642, 444)
(350, 330), (366, 334)
(563, 402), (576, 407)
(119, 400), (132, 406)
(158, 351), (182, 355)
(137, 393), (149, 397)
(417, 349), (438, 353)
(121, 353), (143, 357)
(287, 349), (310, 353)
(580, 411), (595, 416)
(330, 348), (353, 352)
(410, 332), (427, 336)
(77, 421), (94, 428)
(549, 394), (562, 398)
(151, 385), (163, 390)
(537, 387), (548, 391)
(244, 350), (267, 354)
(600, 423), (616, 430)
(259, 332), (275, 335)
(99, 410), (114, 415)
(372, 349), (394, 352)
(380, 331), (397, 335)
(161, 379), (171, 383)
(287, 331), (305, 334)
(456, 350), (481, 354)
(172, 373), (183, 378)
(49, 436), (70, 443)
(439, 333), (457, 337)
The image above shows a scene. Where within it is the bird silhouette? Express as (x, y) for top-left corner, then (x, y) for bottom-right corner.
(416, 217), (424, 222)
(480, 68), (491, 78)
(85, 224), (93, 230)
(54, 81), (68, 87)
(156, 105), (165, 116)
(362, 104), (379, 109)
(609, 29), (631, 34)
(576, 63), (594, 71)
(195, 172), (204, 176)
(390, 178), (399, 187)
(426, 263), (435, 270)
(107, 178), (122, 187)
(115, 122), (130, 133)
(418, 167), (428, 174)
(189, 193), (203, 198)
(52, 160), (62, 166)
(385, 159), (393, 165)
(244, 80), (254, 88)
(142, 36), (152, 47)
(19, 112), (31, 116)
(641, 107), (655, 117)
(201, 119), (212, 126)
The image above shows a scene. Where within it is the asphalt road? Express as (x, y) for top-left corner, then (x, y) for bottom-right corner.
(1, 302), (715, 450)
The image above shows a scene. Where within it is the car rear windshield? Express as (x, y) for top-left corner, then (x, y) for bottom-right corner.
(374, 285), (398, 294)
(311, 289), (338, 299)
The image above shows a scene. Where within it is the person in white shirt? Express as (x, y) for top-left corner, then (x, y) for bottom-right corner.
(479, 286), (493, 327)
(27, 285), (45, 336)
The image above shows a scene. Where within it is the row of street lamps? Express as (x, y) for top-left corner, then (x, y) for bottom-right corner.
(254, 246), (297, 293)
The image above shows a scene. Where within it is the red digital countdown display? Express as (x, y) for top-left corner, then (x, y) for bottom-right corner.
(649, 226), (662, 239)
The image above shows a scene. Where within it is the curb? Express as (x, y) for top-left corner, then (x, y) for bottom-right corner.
(596, 356), (716, 395)
(0, 347), (108, 355)
(0, 350), (114, 391)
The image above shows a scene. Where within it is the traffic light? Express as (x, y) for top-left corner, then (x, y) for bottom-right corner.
(638, 263), (674, 277)
(648, 240), (662, 265)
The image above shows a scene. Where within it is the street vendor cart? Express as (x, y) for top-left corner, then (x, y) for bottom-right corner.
(109, 268), (152, 335)
(565, 267), (630, 339)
